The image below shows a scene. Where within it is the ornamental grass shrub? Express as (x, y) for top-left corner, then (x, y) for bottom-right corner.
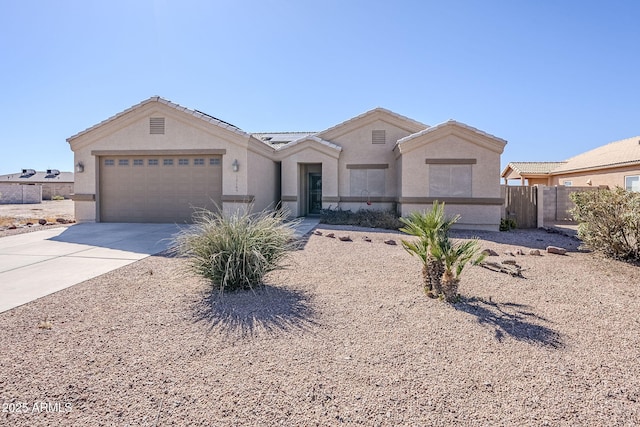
(173, 207), (297, 292)
(570, 187), (640, 262)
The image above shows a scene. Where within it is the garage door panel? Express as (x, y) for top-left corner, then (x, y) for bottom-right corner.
(100, 155), (222, 223)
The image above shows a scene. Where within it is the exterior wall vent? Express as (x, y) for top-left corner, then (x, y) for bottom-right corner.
(150, 117), (165, 134)
(372, 130), (386, 144)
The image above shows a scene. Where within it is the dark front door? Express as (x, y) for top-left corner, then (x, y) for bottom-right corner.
(308, 173), (322, 214)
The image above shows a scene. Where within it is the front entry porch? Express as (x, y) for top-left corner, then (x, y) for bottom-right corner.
(300, 164), (322, 216)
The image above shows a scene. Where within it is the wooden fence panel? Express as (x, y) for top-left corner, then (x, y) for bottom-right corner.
(504, 186), (537, 228)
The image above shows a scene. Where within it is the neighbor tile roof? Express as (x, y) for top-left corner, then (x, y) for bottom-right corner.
(507, 162), (568, 175)
(552, 136), (640, 173)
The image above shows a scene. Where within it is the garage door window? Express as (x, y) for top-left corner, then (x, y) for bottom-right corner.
(194, 158), (204, 166)
(118, 159), (129, 166)
(210, 158), (221, 166)
(133, 159), (143, 166)
(179, 159), (189, 166)
(163, 159), (174, 166)
(104, 159), (115, 166)
(148, 159), (158, 166)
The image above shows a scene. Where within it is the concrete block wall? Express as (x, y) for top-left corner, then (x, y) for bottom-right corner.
(0, 184), (42, 204)
(542, 186), (597, 222)
(42, 183), (74, 200)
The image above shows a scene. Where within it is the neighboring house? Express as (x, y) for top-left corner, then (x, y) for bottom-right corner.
(500, 162), (567, 186)
(0, 169), (74, 200)
(68, 96), (507, 230)
(502, 136), (640, 191)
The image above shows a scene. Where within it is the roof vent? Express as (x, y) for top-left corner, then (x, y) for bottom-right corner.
(372, 130), (386, 144)
(21, 168), (36, 176)
(46, 169), (60, 176)
(150, 117), (165, 134)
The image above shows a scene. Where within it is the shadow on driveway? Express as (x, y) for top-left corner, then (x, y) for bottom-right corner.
(48, 223), (181, 255)
(455, 297), (562, 348)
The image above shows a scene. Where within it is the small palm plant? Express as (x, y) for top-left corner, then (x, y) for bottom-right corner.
(431, 237), (485, 302)
(399, 202), (458, 297)
(400, 202), (484, 302)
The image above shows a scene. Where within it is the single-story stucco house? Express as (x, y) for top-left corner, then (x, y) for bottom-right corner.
(502, 136), (640, 191)
(67, 96), (507, 230)
(0, 169), (74, 201)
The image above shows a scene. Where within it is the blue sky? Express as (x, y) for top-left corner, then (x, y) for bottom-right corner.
(1, 0), (639, 174)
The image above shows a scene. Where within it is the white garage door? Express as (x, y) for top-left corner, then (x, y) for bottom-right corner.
(99, 155), (222, 223)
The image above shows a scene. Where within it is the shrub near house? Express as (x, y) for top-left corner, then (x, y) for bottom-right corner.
(570, 187), (640, 262)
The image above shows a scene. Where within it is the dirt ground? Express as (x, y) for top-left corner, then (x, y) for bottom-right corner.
(1, 225), (639, 426)
(0, 200), (75, 232)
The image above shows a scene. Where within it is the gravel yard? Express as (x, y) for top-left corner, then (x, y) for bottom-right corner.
(0, 200), (74, 236)
(1, 226), (639, 426)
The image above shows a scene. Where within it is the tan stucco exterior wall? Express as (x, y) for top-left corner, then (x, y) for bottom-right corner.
(69, 102), (260, 222)
(278, 144), (339, 217)
(525, 177), (551, 186)
(399, 133), (502, 199)
(549, 165), (640, 189)
(247, 147), (279, 212)
(397, 131), (504, 231)
(331, 119), (412, 201)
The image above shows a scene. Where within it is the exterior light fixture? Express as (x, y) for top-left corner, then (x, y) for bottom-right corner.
(75, 162), (84, 173)
(232, 159), (239, 172)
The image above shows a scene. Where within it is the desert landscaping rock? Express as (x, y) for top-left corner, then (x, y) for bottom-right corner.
(482, 248), (499, 256)
(529, 249), (541, 256)
(1, 227), (639, 425)
(547, 245), (568, 255)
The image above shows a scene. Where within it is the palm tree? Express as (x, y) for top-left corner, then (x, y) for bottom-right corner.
(399, 202), (459, 297)
(430, 237), (485, 302)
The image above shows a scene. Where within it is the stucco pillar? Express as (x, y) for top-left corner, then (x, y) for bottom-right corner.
(536, 185), (544, 228)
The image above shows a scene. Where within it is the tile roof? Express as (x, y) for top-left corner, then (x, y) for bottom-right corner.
(506, 161), (568, 175)
(0, 170), (74, 183)
(275, 135), (342, 152)
(317, 107), (428, 137)
(252, 132), (316, 146)
(397, 119), (507, 146)
(552, 136), (640, 173)
(67, 96), (249, 142)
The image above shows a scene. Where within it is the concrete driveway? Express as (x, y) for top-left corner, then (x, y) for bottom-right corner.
(0, 223), (180, 313)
